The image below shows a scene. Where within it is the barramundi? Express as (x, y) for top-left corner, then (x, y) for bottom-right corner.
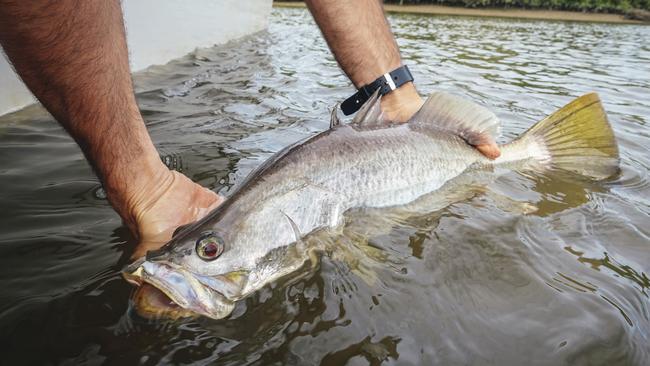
(123, 91), (619, 319)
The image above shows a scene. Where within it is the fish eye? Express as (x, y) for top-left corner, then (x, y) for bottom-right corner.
(195, 232), (225, 261)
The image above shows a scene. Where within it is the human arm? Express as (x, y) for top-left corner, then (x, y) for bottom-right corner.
(0, 0), (222, 256)
(305, 0), (500, 159)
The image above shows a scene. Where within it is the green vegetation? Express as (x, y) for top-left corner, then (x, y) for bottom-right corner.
(387, 0), (650, 13)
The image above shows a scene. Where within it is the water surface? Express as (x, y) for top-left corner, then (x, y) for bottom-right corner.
(1, 8), (649, 365)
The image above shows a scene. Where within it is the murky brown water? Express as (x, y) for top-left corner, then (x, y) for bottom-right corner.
(1, 8), (649, 365)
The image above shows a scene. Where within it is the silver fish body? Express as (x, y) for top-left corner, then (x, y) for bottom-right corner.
(212, 123), (485, 273)
(123, 92), (619, 319)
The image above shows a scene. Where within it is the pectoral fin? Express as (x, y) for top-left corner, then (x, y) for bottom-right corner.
(281, 210), (303, 245)
(281, 210), (319, 268)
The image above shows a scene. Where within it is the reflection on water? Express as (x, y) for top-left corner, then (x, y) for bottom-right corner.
(1, 8), (649, 365)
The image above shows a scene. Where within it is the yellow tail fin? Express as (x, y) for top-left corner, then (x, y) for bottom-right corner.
(519, 93), (619, 179)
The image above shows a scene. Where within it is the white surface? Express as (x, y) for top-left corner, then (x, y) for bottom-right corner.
(0, 0), (272, 116)
(0, 58), (31, 115)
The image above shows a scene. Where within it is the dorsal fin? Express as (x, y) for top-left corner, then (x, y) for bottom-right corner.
(350, 89), (390, 127)
(409, 92), (500, 146)
(330, 103), (341, 128)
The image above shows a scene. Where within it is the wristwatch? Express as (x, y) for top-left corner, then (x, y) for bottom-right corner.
(340, 65), (414, 116)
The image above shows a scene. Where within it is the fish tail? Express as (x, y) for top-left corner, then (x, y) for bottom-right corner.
(497, 93), (619, 179)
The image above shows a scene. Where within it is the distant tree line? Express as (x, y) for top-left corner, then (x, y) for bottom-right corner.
(384, 0), (650, 12)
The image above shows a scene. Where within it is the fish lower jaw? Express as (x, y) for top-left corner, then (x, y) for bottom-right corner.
(131, 283), (197, 320)
(136, 275), (236, 320)
(125, 262), (237, 320)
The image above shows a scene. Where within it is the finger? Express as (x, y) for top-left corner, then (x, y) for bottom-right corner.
(476, 143), (501, 160)
(462, 131), (499, 158)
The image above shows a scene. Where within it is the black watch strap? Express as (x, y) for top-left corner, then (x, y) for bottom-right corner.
(340, 65), (413, 116)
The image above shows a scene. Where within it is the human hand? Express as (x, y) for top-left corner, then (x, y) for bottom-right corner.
(103, 154), (224, 259)
(128, 170), (224, 259)
(381, 84), (501, 159)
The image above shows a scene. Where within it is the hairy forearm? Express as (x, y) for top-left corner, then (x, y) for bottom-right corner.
(305, 0), (422, 122)
(0, 0), (167, 224)
(305, 0), (401, 87)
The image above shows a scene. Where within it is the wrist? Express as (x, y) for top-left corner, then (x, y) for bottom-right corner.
(380, 82), (424, 123)
(97, 127), (170, 235)
(105, 153), (170, 234)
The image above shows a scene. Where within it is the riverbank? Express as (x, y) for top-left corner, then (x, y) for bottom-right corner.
(273, 1), (646, 25)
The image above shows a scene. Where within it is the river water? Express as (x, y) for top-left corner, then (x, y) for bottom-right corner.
(1, 7), (649, 365)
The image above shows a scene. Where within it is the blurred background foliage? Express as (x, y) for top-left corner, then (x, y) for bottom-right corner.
(383, 0), (650, 12)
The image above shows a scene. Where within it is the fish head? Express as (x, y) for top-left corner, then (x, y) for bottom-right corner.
(122, 229), (251, 320)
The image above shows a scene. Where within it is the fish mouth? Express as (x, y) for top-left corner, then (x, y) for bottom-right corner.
(122, 259), (247, 320)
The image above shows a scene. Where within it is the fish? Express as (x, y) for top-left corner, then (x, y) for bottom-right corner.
(122, 91), (619, 320)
